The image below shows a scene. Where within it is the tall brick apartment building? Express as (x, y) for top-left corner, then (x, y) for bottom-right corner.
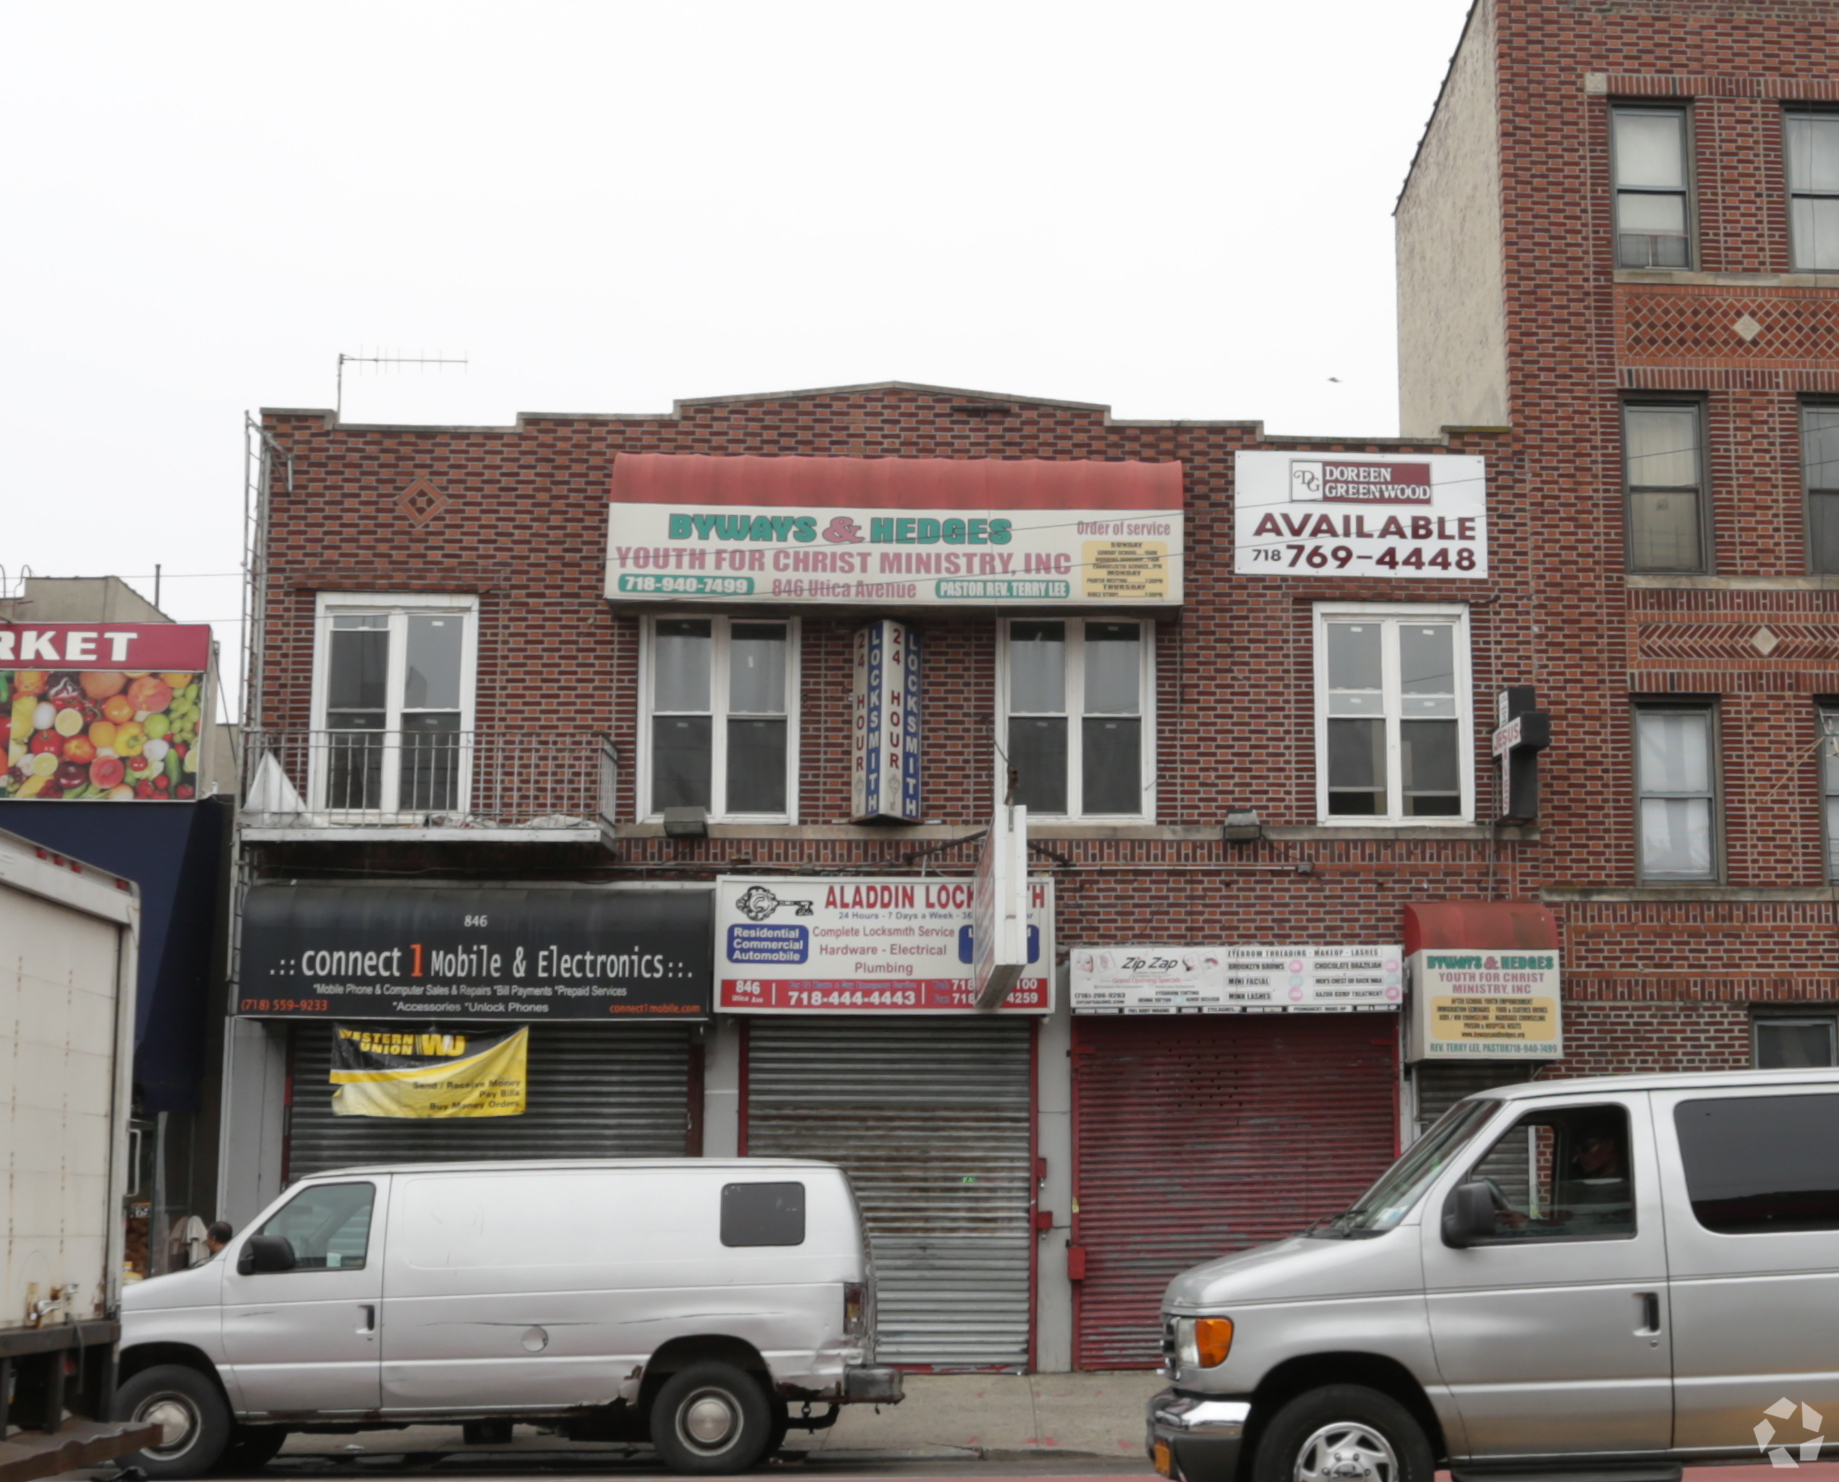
(217, 0), (1838, 1375)
(1396, 0), (1839, 1084)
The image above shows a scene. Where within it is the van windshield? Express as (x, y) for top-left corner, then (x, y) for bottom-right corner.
(1311, 1098), (1501, 1237)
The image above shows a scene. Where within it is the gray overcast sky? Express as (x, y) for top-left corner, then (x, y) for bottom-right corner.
(2, 0), (1472, 700)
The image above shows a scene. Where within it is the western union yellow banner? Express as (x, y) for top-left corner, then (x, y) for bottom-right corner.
(329, 1024), (528, 1118)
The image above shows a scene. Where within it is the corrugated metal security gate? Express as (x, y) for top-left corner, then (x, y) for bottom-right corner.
(742, 1017), (1034, 1370)
(285, 1023), (696, 1179)
(1070, 1014), (1398, 1369)
(1412, 1061), (1543, 1136)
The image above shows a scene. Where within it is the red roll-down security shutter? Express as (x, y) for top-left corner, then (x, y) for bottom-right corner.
(1070, 1014), (1398, 1369)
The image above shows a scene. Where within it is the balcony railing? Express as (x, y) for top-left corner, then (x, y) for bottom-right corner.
(241, 728), (618, 833)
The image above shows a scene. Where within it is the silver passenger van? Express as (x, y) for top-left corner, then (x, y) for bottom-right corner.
(117, 1159), (902, 1477)
(1149, 1068), (1839, 1482)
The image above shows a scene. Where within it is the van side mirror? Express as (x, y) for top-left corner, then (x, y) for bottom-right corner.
(1441, 1182), (1496, 1248)
(238, 1235), (298, 1275)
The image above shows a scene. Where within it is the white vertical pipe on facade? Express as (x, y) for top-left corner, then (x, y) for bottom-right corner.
(1034, 964), (1075, 1372)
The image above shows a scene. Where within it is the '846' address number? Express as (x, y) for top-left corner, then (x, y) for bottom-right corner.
(1251, 543), (1479, 571)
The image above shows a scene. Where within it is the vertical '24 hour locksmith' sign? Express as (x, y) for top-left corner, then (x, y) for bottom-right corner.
(851, 619), (921, 822)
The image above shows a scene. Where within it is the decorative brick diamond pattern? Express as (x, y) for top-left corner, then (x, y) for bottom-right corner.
(395, 477), (452, 527)
(1637, 620), (1839, 665)
(1619, 288), (1839, 367)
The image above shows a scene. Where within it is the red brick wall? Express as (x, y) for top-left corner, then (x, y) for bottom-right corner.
(250, 2), (1839, 1081)
(1480, 0), (1839, 1064)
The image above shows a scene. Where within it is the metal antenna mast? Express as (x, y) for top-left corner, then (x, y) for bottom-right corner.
(336, 349), (469, 418)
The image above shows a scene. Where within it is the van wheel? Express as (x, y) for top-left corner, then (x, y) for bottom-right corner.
(213, 1425), (289, 1472)
(765, 1397), (790, 1456)
(1250, 1385), (1432, 1482)
(650, 1362), (772, 1474)
(115, 1364), (232, 1480)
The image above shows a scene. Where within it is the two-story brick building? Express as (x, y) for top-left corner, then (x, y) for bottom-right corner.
(217, 0), (1839, 1376)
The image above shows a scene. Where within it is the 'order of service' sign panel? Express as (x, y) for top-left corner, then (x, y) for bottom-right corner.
(607, 454), (1183, 608)
(1234, 451), (1487, 579)
(715, 874), (1054, 1012)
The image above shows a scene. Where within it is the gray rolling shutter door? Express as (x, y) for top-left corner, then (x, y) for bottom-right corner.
(286, 1023), (693, 1179)
(1413, 1061), (1545, 1137)
(744, 1018), (1034, 1370)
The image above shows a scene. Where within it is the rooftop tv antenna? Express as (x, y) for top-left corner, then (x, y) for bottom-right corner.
(336, 349), (469, 419)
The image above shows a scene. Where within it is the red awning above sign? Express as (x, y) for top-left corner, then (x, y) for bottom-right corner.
(610, 454), (1184, 511)
(1403, 900), (1559, 956)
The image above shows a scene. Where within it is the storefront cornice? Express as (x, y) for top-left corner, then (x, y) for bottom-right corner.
(610, 822), (1539, 843)
(1541, 885), (1833, 902)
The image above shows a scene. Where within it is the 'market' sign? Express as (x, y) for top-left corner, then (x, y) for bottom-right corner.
(607, 454), (1184, 608)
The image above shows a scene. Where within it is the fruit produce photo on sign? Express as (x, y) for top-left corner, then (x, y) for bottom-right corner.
(0, 624), (212, 801)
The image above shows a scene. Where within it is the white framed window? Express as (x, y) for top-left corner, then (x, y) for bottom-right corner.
(639, 616), (799, 822)
(309, 593), (479, 816)
(1314, 604), (1472, 825)
(997, 619), (1154, 820)
(1753, 1011), (1839, 1069)
(1635, 704), (1718, 881)
(1821, 708), (1839, 880)
(1612, 106), (1692, 269)
(1786, 111), (1839, 273)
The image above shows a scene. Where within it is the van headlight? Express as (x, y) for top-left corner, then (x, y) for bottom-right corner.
(1174, 1317), (1234, 1369)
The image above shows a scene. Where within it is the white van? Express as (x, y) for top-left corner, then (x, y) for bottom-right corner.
(1148, 1068), (1839, 1482)
(116, 1159), (902, 1477)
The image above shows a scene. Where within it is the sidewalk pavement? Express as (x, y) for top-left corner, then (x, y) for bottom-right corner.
(278, 1373), (1167, 1462)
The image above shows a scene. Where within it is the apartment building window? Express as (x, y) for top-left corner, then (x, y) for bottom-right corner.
(1786, 112), (1839, 272)
(644, 616), (796, 820)
(1753, 1011), (1839, 1069)
(1821, 708), (1839, 880)
(1624, 402), (1707, 572)
(311, 594), (477, 814)
(1315, 606), (1471, 824)
(1806, 407), (1839, 572)
(1613, 107), (1692, 269)
(1635, 706), (1717, 881)
(1000, 619), (1152, 818)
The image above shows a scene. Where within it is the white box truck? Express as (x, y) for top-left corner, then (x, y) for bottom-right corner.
(0, 826), (159, 1481)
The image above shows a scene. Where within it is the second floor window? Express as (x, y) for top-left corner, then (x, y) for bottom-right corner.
(1001, 619), (1151, 819)
(1807, 407), (1839, 572)
(1613, 107), (1691, 269)
(644, 617), (795, 821)
(1635, 706), (1717, 881)
(312, 596), (476, 814)
(1822, 709), (1839, 880)
(1624, 402), (1706, 572)
(1315, 606), (1471, 824)
(1786, 112), (1839, 272)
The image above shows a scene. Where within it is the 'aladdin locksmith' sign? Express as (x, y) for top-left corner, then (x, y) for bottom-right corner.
(607, 454), (1184, 608)
(238, 886), (712, 1019)
(715, 874), (1054, 1012)
(1234, 451), (1487, 578)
